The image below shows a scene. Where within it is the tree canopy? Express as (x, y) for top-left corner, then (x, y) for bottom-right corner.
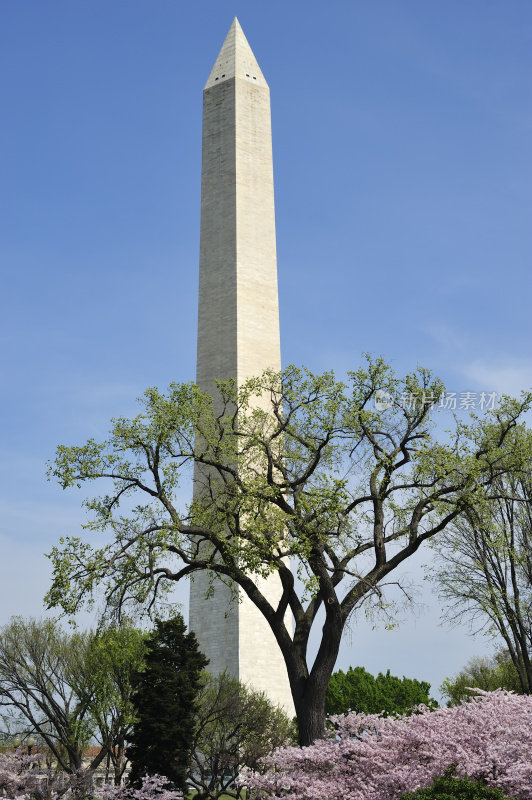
(326, 665), (435, 716)
(45, 358), (532, 743)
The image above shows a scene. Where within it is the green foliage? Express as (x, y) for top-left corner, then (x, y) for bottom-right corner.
(45, 358), (508, 621)
(126, 614), (208, 792)
(326, 666), (436, 716)
(44, 357), (532, 744)
(80, 625), (146, 784)
(400, 767), (518, 800)
(440, 651), (522, 707)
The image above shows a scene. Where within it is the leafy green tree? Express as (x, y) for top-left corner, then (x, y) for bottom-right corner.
(188, 671), (296, 800)
(326, 665), (436, 716)
(433, 427), (532, 693)
(79, 626), (146, 784)
(440, 650), (522, 706)
(126, 615), (207, 792)
(45, 359), (532, 744)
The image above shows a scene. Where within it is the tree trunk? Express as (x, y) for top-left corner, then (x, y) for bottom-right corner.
(285, 594), (343, 745)
(68, 749), (84, 774)
(113, 741), (125, 785)
(294, 686), (327, 746)
(289, 645), (336, 745)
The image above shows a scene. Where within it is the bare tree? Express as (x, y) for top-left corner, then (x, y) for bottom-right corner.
(0, 618), (144, 779)
(434, 428), (532, 693)
(188, 671), (296, 800)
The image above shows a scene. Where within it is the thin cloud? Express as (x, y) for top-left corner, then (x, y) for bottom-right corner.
(460, 358), (532, 396)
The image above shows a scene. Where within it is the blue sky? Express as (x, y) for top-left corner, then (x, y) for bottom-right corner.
(1, 0), (531, 699)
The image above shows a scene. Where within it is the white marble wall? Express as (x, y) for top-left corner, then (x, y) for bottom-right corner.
(189, 20), (294, 715)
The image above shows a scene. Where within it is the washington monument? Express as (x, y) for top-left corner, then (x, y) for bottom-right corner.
(189, 19), (293, 713)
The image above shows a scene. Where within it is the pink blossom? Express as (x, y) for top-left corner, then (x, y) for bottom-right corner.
(0, 749), (45, 798)
(245, 690), (532, 800)
(96, 774), (183, 800)
(0, 752), (183, 800)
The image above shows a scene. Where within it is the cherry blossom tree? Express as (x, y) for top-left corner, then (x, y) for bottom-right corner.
(97, 774), (183, 800)
(0, 754), (183, 800)
(0, 749), (42, 798)
(244, 690), (532, 800)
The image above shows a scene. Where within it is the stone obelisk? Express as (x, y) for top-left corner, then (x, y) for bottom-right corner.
(189, 18), (293, 714)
